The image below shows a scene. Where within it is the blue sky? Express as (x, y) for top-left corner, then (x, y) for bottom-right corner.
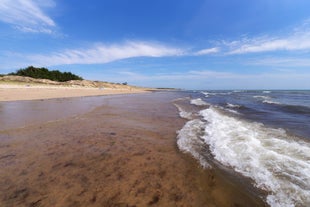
(1, 0), (310, 89)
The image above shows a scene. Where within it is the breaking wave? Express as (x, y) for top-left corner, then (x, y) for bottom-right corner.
(175, 101), (310, 207)
(199, 107), (310, 207)
(190, 98), (208, 106)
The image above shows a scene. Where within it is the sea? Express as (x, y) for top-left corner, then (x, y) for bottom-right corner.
(174, 90), (310, 207)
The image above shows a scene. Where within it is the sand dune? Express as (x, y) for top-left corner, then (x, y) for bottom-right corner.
(0, 76), (150, 101)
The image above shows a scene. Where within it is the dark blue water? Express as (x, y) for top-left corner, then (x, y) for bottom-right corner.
(195, 90), (310, 139)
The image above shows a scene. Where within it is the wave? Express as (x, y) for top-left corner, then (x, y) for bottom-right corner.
(201, 91), (210, 97)
(174, 104), (192, 119)
(254, 95), (281, 105)
(256, 97), (310, 115)
(262, 99), (281, 105)
(190, 98), (208, 106)
(278, 104), (310, 115)
(201, 91), (233, 97)
(177, 119), (211, 169)
(255, 97), (310, 115)
(199, 107), (310, 207)
(253, 95), (271, 100)
(226, 103), (241, 108)
(216, 105), (240, 115)
(224, 108), (240, 115)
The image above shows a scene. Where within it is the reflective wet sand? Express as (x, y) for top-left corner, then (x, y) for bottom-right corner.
(0, 92), (266, 206)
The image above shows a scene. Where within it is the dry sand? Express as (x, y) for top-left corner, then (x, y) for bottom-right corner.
(0, 92), (266, 206)
(0, 84), (148, 102)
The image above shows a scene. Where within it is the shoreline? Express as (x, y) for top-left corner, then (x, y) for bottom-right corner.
(0, 92), (266, 206)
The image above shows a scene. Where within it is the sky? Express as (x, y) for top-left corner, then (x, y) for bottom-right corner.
(1, 0), (310, 89)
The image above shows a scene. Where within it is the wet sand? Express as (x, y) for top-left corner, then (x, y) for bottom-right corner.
(0, 92), (266, 206)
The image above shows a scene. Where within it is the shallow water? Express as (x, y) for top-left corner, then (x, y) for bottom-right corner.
(0, 95), (119, 131)
(0, 92), (265, 207)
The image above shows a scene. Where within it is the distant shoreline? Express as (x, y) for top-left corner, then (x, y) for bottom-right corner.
(0, 85), (149, 102)
(0, 75), (151, 102)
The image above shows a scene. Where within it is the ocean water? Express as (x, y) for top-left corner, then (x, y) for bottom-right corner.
(174, 90), (310, 207)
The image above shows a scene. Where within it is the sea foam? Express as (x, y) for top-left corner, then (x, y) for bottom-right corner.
(190, 98), (208, 106)
(177, 119), (211, 169)
(226, 103), (241, 108)
(199, 107), (310, 207)
(174, 104), (192, 119)
(254, 95), (281, 105)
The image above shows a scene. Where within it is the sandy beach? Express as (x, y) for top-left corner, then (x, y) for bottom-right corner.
(0, 92), (266, 206)
(0, 83), (148, 102)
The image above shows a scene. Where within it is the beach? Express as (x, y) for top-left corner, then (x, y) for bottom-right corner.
(0, 82), (148, 102)
(1, 1), (308, 206)
(0, 92), (266, 206)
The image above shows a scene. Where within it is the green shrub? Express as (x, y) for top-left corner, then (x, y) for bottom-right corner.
(9, 66), (83, 82)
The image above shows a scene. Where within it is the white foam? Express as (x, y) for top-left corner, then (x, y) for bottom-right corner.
(190, 98), (208, 106)
(219, 92), (233, 95)
(174, 104), (192, 119)
(262, 99), (281, 105)
(199, 107), (310, 207)
(226, 103), (241, 108)
(224, 108), (240, 115)
(201, 91), (210, 97)
(216, 105), (240, 115)
(254, 95), (281, 105)
(263, 91), (271, 93)
(177, 119), (211, 169)
(202, 91), (233, 96)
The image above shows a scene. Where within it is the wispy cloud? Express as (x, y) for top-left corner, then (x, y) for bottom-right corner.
(2, 41), (184, 68)
(0, 0), (56, 34)
(194, 47), (220, 55)
(247, 57), (310, 67)
(225, 21), (310, 54)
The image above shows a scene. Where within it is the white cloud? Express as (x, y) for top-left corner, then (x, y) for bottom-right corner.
(226, 23), (310, 54)
(0, 0), (56, 33)
(194, 47), (220, 55)
(3, 41), (184, 68)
